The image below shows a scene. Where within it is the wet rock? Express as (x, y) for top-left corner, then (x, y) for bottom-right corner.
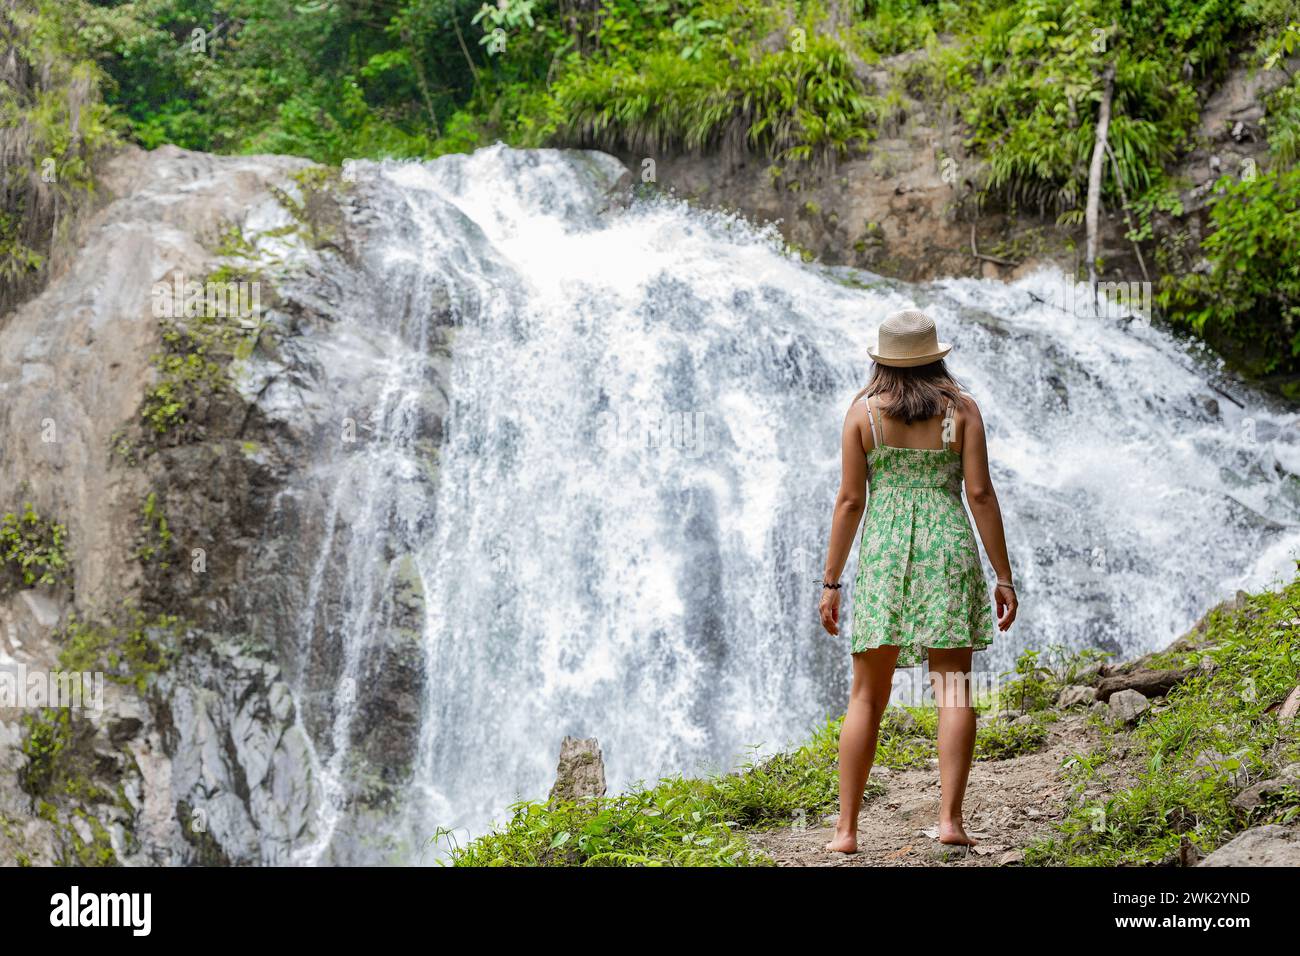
(142, 633), (318, 865)
(1108, 689), (1150, 725)
(548, 736), (607, 804)
(1199, 825), (1300, 866)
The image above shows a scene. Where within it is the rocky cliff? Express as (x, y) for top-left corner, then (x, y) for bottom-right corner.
(0, 144), (453, 865)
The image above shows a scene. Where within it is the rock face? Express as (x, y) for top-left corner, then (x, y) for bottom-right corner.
(1199, 825), (1300, 867)
(548, 737), (607, 804)
(0, 143), (455, 865)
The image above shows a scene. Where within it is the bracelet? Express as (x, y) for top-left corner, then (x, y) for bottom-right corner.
(996, 579), (1015, 590)
(820, 580), (842, 590)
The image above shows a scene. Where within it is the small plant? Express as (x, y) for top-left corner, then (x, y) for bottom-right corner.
(1000, 649), (1056, 713)
(135, 492), (174, 566)
(19, 709), (73, 797)
(1157, 166), (1300, 389)
(0, 503), (70, 591)
(139, 320), (228, 439)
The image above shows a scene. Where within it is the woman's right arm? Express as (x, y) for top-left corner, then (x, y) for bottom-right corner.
(959, 397), (1018, 631)
(818, 401), (870, 635)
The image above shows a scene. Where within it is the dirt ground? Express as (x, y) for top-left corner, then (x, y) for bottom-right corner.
(745, 712), (1143, 866)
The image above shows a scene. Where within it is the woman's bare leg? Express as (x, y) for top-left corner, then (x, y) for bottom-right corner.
(927, 647), (977, 846)
(826, 646), (899, 853)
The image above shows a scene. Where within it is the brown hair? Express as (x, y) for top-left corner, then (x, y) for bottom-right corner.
(851, 360), (965, 424)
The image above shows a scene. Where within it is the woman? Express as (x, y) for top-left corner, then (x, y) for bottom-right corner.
(818, 309), (1018, 853)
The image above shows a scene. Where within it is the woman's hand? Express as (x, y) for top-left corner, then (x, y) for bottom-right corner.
(995, 583), (1018, 631)
(819, 587), (841, 635)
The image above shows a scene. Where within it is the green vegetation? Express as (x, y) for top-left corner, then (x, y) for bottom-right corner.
(448, 695), (1048, 865)
(0, 0), (119, 309)
(946, 0), (1236, 215)
(140, 319), (229, 438)
(0, 502), (71, 591)
(56, 605), (180, 693)
(134, 214), (290, 449)
(1027, 573), (1300, 865)
(135, 491), (175, 567)
(9, 0), (1291, 387)
(445, 720), (855, 865)
(1157, 166), (1300, 393)
(20, 711), (123, 865)
(19, 708), (79, 798)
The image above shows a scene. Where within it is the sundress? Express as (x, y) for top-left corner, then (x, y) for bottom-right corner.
(849, 395), (995, 666)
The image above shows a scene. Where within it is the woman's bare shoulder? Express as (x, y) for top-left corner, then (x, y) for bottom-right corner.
(845, 392), (872, 418)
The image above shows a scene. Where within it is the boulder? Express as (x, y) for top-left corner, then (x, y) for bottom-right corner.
(548, 736), (607, 804)
(1057, 685), (1097, 708)
(1108, 688), (1150, 725)
(1231, 763), (1300, 811)
(1198, 825), (1300, 866)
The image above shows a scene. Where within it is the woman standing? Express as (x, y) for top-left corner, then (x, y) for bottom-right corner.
(818, 309), (1018, 853)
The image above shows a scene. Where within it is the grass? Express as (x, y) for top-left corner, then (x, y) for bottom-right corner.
(443, 721), (849, 866)
(448, 575), (1300, 868)
(446, 696), (1052, 866)
(1026, 572), (1300, 865)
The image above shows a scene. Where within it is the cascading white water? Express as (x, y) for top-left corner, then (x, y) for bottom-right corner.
(293, 145), (1300, 861)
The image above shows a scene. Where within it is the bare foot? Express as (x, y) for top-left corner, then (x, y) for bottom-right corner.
(824, 831), (858, 854)
(938, 819), (977, 846)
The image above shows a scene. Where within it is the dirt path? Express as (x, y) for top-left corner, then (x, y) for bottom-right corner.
(746, 713), (1136, 866)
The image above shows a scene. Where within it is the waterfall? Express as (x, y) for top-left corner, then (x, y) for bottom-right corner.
(280, 145), (1300, 862)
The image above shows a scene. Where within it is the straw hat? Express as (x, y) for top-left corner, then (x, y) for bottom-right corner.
(868, 309), (952, 367)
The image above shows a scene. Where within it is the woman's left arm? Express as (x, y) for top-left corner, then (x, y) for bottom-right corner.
(819, 402), (870, 635)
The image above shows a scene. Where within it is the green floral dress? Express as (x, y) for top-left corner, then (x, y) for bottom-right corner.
(849, 397), (994, 666)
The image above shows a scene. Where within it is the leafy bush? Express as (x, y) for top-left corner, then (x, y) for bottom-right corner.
(950, 0), (1237, 215)
(556, 32), (881, 163)
(1157, 166), (1300, 387)
(140, 320), (229, 438)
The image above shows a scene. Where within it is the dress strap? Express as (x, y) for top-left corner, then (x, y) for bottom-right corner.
(861, 395), (884, 449)
(941, 400), (956, 452)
